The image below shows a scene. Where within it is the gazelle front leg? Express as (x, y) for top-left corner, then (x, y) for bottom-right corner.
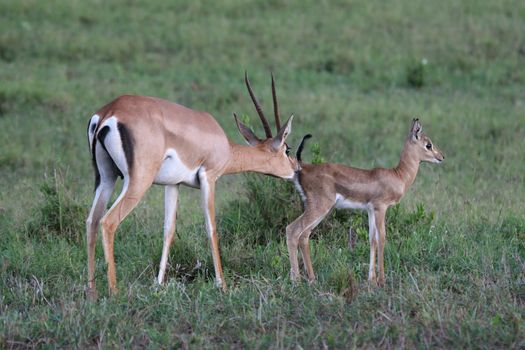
(199, 169), (226, 291)
(374, 206), (387, 286)
(285, 220), (303, 282)
(298, 228), (315, 282)
(157, 184), (180, 284)
(367, 207), (378, 285)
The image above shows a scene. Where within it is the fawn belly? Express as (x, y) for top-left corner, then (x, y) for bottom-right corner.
(154, 149), (200, 187)
(334, 193), (370, 210)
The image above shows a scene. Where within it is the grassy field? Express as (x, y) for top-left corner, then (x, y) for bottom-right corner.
(1, 0), (524, 348)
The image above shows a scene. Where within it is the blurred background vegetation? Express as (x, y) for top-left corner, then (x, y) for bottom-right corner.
(1, 0), (524, 348)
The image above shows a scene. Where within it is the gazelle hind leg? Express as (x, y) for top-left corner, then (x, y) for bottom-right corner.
(86, 179), (116, 299)
(286, 203), (332, 282)
(94, 117), (161, 295)
(85, 142), (119, 299)
(100, 175), (154, 295)
(298, 228), (315, 282)
(157, 185), (180, 284)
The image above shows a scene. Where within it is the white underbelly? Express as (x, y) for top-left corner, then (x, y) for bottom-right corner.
(334, 193), (370, 210)
(153, 149), (200, 187)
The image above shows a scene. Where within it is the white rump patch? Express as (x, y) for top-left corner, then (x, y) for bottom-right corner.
(87, 114), (100, 148)
(98, 116), (129, 176)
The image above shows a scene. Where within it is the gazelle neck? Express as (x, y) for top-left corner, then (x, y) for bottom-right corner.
(224, 141), (274, 175)
(394, 140), (421, 190)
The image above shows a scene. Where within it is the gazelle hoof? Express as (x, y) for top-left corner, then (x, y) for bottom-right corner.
(86, 287), (98, 301)
(289, 271), (301, 284)
(108, 286), (119, 296)
(215, 279), (227, 292)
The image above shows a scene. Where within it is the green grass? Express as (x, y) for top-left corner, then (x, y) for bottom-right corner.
(1, 0), (524, 348)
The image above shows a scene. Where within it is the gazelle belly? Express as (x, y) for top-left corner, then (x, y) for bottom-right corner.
(334, 193), (370, 210)
(154, 149), (200, 187)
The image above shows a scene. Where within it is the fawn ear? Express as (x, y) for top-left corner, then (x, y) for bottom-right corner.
(271, 115), (293, 151)
(234, 113), (261, 146)
(410, 118), (422, 140)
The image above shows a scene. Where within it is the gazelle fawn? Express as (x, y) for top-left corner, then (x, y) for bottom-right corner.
(287, 119), (444, 286)
(86, 73), (297, 297)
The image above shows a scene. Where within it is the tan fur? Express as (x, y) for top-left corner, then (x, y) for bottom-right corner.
(287, 119), (444, 286)
(87, 76), (297, 298)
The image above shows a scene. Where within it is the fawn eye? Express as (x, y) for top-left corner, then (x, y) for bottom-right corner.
(426, 143), (432, 150)
(285, 144), (291, 155)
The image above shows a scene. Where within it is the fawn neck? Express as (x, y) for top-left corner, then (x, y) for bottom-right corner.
(394, 141), (421, 191)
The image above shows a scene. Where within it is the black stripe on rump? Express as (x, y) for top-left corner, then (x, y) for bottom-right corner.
(117, 122), (134, 176)
(91, 147), (101, 191)
(97, 125), (124, 180)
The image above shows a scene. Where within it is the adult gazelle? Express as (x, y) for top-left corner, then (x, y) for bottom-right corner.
(86, 73), (297, 297)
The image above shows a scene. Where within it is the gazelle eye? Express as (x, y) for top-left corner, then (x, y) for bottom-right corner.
(426, 143), (432, 150)
(285, 144), (291, 155)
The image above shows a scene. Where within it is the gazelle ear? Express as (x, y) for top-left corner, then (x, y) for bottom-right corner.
(410, 118), (422, 140)
(234, 113), (261, 146)
(271, 115), (293, 151)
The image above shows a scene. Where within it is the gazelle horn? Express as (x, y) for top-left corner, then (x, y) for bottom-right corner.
(245, 71), (272, 138)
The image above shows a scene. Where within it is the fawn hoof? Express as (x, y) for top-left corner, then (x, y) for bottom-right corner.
(108, 286), (119, 297)
(377, 276), (385, 287)
(290, 269), (301, 285)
